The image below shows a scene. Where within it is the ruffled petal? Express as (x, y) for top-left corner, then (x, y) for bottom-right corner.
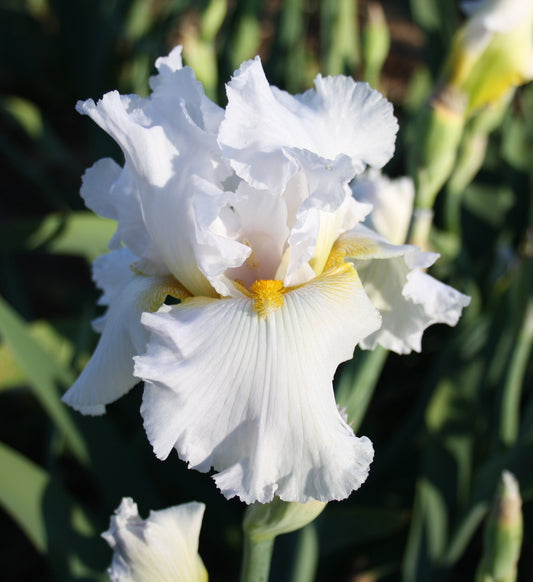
(219, 57), (398, 192)
(337, 227), (470, 354)
(331, 224), (415, 264)
(62, 274), (190, 415)
(79, 159), (153, 258)
(77, 55), (232, 297)
(358, 259), (471, 353)
(103, 497), (207, 582)
(135, 264), (379, 503)
(150, 45), (224, 135)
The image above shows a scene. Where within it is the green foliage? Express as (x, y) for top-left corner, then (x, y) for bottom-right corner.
(1, 1), (532, 581)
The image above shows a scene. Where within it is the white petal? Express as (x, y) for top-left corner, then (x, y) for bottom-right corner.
(334, 223), (415, 261)
(299, 74), (398, 170)
(351, 170), (415, 246)
(80, 157), (121, 220)
(338, 229), (471, 353)
(150, 45), (224, 135)
(62, 275), (189, 415)
(359, 260), (471, 353)
(77, 92), (177, 189)
(93, 248), (140, 307)
(356, 256), (426, 353)
(404, 270), (471, 327)
(103, 497), (207, 582)
(77, 85), (229, 297)
(135, 265), (379, 503)
(283, 155), (371, 285)
(190, 177), (251, 295)
(219, 58), (398, 192)
(79, 159), (153, 258)
(91, 248), (140, 334)
(223, 182), (290, 288)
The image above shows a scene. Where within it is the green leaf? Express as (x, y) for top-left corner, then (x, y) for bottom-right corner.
(336, 346), (388, 432)
(0, 319), (77, 391)
(0, 211), (115, 261)
(0, 295), (89, 463)
(318, 505), (409, 554)
(0, 442), (108, 580)
(289, 524), (319, 582)
(402, 478), (448, 582)
(0, 441), (50, 551)
(29, 212), (115, 261)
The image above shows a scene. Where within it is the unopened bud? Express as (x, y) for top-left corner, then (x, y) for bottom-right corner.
(444, 1), (533, 116)
(475, 471), (523, 582)
(243, 498), (327, 543)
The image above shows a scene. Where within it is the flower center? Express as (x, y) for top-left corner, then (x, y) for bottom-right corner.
(249, 279), (285, 319)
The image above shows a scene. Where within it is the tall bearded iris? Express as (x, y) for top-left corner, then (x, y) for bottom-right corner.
(63, 47), (468, 504)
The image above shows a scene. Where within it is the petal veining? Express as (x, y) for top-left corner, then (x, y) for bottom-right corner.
(135, 264), (380, 503)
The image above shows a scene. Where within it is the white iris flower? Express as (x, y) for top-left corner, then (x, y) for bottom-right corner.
(103, 498), (207, 582)
(63, 47), (468, 503)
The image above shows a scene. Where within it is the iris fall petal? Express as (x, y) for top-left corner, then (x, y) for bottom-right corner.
(135, 264), (379, 503)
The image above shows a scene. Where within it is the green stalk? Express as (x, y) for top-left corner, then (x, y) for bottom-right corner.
(500, 298), (533, 446)
(240, 535), (275, 582)
(289, 524), (319, 582)
(336, 345), (388, 432)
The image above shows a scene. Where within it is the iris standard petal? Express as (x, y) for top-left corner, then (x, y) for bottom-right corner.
(77, 58), (233, 297)
(219, 57), (398, 192)
(135, 264), (380, 503)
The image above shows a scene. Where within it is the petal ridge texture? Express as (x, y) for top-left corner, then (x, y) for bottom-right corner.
(135, 264), (379, 503)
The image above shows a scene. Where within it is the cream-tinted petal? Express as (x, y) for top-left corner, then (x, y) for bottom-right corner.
(103, 497), (207, 582)
(136, 265), (379, 503)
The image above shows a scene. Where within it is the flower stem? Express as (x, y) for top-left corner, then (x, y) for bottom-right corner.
(500, 298), (533, 446)
(239, 535), (275, 582)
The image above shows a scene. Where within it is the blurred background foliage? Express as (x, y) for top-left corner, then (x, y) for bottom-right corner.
(0, 0), (532, 580)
